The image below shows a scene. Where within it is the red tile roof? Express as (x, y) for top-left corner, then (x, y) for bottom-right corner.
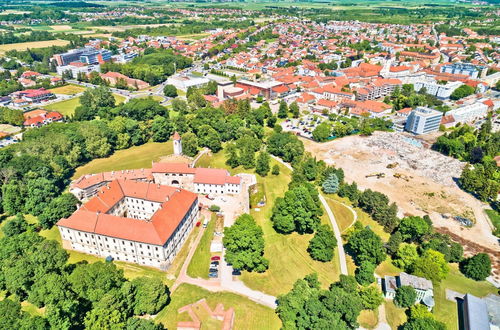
(58, 180), (198, 245)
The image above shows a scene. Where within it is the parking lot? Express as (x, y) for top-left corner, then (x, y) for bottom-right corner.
(281, 115), (325, 139)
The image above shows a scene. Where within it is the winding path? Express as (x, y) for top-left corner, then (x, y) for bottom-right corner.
(271, 155), (349, 275)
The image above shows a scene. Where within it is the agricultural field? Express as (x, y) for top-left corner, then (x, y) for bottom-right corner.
(0, 39), (69, 54)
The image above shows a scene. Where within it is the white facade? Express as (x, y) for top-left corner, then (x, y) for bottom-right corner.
(405, 107), (443, 135)
(56, 63), (100, 78)
(59, 198), (199, 269)
(414, 80), (463, 99)
(447, 102), (488, 124)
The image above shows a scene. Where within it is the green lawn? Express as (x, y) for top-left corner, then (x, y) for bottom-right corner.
(485, 209), (500, 236)
(358, 309), (378, 329)
(324, 195), (355, 232)
(155, 283), (281, 330)
(385, 300), (407, 329)
(43, 97), (81, 117)
(49, 84), (86, 95)
(73, 141), (173, 179)
(187, 214), (215, 279)
(43, 93), (126, 117)
(199, 150), (341, 296)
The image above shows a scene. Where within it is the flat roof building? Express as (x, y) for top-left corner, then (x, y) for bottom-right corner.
(405, 106), (443, 135)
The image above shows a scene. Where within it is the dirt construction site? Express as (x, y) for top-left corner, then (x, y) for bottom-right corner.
(303, 131), (500, 281)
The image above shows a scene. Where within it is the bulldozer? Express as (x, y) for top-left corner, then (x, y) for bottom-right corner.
(365, 173), (385, 179)
(386, 162), (399, 169)
(393, 173), (410, 181)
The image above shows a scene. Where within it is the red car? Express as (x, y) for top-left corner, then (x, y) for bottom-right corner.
(211, 256), (221, 261)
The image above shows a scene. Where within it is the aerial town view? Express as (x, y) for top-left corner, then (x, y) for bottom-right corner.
(0, 0), (499, 329)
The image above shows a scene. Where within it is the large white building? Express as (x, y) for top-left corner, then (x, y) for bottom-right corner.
(447, 102), (488, 124)
(58, 180), (199, 269)
(405, 106), (443, 135)
(414, 80), (463, 99)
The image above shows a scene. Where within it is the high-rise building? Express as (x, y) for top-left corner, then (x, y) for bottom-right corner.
(405, 107), (443, 134)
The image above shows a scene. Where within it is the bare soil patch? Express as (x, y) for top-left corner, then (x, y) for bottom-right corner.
(303, 132), (499, 277)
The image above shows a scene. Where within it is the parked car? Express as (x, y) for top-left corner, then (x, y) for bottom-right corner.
(211, 256), (221, 261)
(211, 261), (219, 266)
(232, 268), (241, 276)
(209, 272), (218, 278)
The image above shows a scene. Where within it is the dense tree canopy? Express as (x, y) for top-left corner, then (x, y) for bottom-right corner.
(307, 224), (337, 262)
(223, 214), (269, 272)
(460, 253), (491, 281)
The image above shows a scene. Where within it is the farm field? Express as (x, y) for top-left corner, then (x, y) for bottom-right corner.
(197, 150), (341, 297)
(155, 283), (281, 330)
(73, 140), (173, 179)
(0, 39), (70, 54)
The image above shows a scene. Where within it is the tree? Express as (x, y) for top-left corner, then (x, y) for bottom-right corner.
(277, 276), (348, 329)
(181, 132), (198, 157)
(322, 173), (339, 194)
(255, 151), (271, 176)
(68, 262), (125, 303)
(312, 122), (331, 142)
(271, 184), (322, 234)
(225, 143), (240, 168)
(450, 84), (475, 100)
(163, 84), (178, 97)
(171, 98), (188, 114)
(126, 318), (165, 330)
(28, 273), (75, 307)
(408, 304), (434, 321)
(131, 277), (170, 315)
(359, 285), (384, 310)
(402, 317), (446, 330)
(272, 164), (280, 175)
(289, 102), (300, 118)
(78, 86), (115, 119)
(2, 182), (25, 215)
(223, 214), (268, 272)
(151, 115), (173, 142)
(347, 227), (386, 266)
(413, 249), (449, 283)
(394, 285), (417, 308)
(239, 146), (255, 169)
(460, 253), (491, 281)
(38, 193), (79, 229)
(393, 243), (419, 271)
(398, 216), (432, 242)
(277, 100), (288, 118)
(355, 261), (376, 285)
(2, 214), (29, 237)
(307, 224), (337, 262)
(198, 125), (221, 152)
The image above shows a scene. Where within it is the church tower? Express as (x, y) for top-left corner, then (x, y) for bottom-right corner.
(173, 132), (182, 155)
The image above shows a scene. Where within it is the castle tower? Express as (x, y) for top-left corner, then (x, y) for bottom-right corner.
(173, 132), (182, 155)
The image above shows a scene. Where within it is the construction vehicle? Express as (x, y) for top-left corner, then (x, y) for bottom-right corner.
(365, 173), (385, 179)
(393, 173), (410, 181)
(386, 162), (399, 169)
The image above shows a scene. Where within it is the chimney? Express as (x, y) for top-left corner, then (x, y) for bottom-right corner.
(165, 196), (169, 202)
